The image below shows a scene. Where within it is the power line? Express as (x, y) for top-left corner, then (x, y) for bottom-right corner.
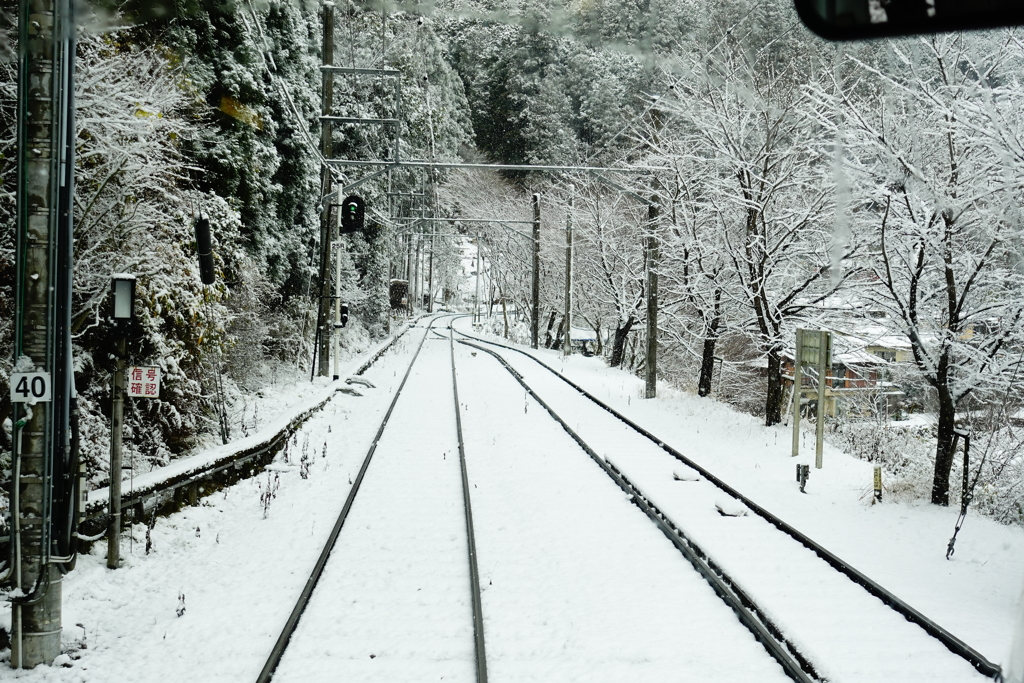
(241, 1), (343, 183)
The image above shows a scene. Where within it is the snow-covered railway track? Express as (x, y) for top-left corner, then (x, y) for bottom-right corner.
(455, 326), (997, 683)
(256, 315), (487, 683)
(452, 334), (797, 682)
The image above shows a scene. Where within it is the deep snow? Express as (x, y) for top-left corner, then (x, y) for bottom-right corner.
(1, 314), (1020, 682)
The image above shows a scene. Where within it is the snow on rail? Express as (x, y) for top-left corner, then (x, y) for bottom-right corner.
(85, 324), (412, 518)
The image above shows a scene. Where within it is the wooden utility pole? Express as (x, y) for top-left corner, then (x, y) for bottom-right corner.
(11, 0), (77, 666)
(316, 4), (335, 376)
(531, 194), (541, 349)
(644, 201), (660, 399)
(563, 198), (573, 357)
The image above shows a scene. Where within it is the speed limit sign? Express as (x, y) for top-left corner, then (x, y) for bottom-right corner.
(10, 372), (51, 402)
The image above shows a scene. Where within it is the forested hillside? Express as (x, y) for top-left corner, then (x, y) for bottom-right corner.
(2, 0), (1024, 520)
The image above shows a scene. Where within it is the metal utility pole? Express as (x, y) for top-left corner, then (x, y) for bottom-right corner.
(563, 198), (573, 357)
(11, 0), (77, 666)
(644, 201), (660, 399)
(332, 204), (343, 380)
(333, 239), (343, 381)
(814, 332), (831, 469)
(315, 3), (335, 377)
(106, 337), (124, 569)
(427, 230), (435, 313)
(406, 232), (414, 288)
(413, 234), (421, 310)
(531, 194), (541, 349)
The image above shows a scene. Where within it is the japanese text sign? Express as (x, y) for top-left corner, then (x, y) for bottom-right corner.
(127, 366), (161, 399)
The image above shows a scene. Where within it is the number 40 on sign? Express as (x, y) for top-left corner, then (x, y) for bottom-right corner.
(127, 366), (161, 398)
(10, 372), (52, 402)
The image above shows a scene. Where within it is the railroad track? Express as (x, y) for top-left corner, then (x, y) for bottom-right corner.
(255, 314), (998, 683)
(256, 314), (487, 683)
(256, 314), (796, 682)
(452, 320), (999, 683)
(78, 318), (422, 538)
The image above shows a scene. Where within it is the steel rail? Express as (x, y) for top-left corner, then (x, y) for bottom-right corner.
(79, 322), (416, 526)
(455, 328), (1002, 680)
(447, 321), (489, 683)
(255, 316), (441, 683)
(458, 338), (818, 683)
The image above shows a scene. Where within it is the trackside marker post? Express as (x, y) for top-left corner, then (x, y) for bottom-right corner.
(791, 328), (832, 469)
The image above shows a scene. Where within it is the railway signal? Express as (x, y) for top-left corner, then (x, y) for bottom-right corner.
(194, 217), (216, 285)
(341, 195), (365, 234)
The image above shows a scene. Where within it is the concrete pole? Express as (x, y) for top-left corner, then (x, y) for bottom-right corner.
(427, 230), (435, 313)
(792, 328), (803, 458)
(644, 201), (660, 399)
(474, 234), (482, 323)
(107, 337), (125, 568)
(563, 198), (573, 357)
(333, 240), (343, 381)
(531, 194), (541, 349)
(10, 0), (75, 666)
(316, 3), (335, 377)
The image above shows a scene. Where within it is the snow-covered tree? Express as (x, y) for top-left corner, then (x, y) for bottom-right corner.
(659, 166), (734, 397)
(656, 11), (861, 426)
(836, 34), (1024, 505)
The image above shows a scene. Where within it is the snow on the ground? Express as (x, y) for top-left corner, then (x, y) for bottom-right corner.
(454, 339), (792, 682)
(85, 328), (408, 511)
(200, 324), (382, 453)
(273, 331), (475, 682)
(460, 320), (1024, 669)
(478, 340), (987, 681)
(2, 314), (1021, 682)
(0, 326), (426, 682)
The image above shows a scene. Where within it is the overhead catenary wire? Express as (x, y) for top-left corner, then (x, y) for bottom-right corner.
(240, 0), (344, 184)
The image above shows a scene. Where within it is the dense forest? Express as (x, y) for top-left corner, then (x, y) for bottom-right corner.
(2, 0), (1024, 521)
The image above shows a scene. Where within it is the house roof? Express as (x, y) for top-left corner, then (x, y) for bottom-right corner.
(834, 349), (887, 366)
(569, 327), (597, 341)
